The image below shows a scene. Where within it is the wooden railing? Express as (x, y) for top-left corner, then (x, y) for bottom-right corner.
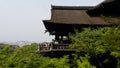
(37, 43), (71, 52)
(52, 44), (69, 49)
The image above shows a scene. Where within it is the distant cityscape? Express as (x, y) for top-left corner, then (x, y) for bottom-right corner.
(0, 41), (35, 46)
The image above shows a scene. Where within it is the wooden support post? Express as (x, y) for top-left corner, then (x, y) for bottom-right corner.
(55, 35), (59, 41)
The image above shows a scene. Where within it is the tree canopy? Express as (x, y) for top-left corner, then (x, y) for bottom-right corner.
(0, 26), (120, 68)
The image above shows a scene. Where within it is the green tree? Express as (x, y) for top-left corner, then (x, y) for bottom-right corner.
(7, 43), (43, 68)
(0, 43), (70, 68)
(70, 26), (120, 68)
(0, 44), (18, 67)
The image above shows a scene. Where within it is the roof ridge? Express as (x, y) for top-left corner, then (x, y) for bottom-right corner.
(51, 5), (94, 10)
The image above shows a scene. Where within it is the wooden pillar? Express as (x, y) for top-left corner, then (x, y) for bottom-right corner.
(55, 35), (59, 41)
(67, 35), (69, 40)
(61, 36), (63, 41)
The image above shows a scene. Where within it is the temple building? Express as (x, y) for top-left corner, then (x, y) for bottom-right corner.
(88, 0), (120, 17)
(37, 0), (120, 56)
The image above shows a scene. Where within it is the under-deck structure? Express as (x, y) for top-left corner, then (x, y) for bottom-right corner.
(37, 0), (120, 55)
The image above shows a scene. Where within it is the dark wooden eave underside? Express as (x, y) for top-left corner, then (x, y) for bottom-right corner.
(43, 20), (112, 35)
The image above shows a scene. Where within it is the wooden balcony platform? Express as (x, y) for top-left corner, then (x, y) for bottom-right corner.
(37, 49), (76, 53)
(36, 43), (76, 53)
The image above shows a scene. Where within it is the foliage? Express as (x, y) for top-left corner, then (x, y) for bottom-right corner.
(70, 26), (120, 68)
(0, 26), (120, 68)
(0, 44), (19, 67)
(0, 43), (70, 68)
(7, 43), (48, 68)
(72, 53), (96, 68)
(40, 55), (70, 68)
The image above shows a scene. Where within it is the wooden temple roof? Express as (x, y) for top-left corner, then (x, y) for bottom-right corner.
(52, 6), (94, 10)
(44, 5), (109, 25)
(43, 0), (119, 35)
(87, 0), (120, 17)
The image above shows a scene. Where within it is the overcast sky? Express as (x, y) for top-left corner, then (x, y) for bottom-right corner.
(0, 0), (104, 43)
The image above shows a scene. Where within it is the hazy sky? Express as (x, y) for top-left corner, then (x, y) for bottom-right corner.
(0, 0), (104, 43)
